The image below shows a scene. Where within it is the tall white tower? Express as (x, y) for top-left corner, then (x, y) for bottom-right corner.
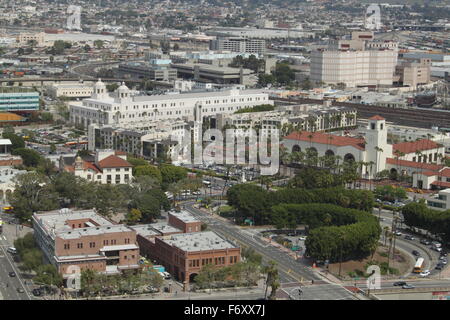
(365, 115), (392, 176)
(91, 79), (108, 100)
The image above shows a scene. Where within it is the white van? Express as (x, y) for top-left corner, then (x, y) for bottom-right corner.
(7, 247), (17, 254)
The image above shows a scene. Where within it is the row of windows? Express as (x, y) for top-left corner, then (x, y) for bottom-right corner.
(63, 238), (131, 250)
(188, 256), (237, 268)
(412, 152), (440, 163)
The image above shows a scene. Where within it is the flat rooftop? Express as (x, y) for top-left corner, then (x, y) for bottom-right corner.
(32, 209), (134, 240)
(169, 210), (200, 223)
(163, 231), (238, 252)
(130, 222), (182, 238)
(58, 224), (133, 240)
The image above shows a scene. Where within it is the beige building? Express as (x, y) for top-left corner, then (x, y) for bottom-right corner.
(311, 32), (398, 88)
(17, 32), (45, 46)
(47, 83), (94, 99)
(395, 59), (431, 88)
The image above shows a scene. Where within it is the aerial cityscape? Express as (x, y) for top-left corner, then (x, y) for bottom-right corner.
(0, 0), (449, 305)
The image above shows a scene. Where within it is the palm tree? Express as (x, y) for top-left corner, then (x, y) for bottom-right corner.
(383, 226), (390, 246)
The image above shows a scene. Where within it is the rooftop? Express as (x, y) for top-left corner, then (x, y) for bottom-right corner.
(163, 231), (238, 252)
(32, 208), (136, 240)
(393, 139), (441, 154)
(284, 131), (366, 150)
(169, 210), (201, 223)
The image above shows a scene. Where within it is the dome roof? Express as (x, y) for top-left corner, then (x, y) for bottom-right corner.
(94, 78), (106, 88)
(117, 82), (129, 91)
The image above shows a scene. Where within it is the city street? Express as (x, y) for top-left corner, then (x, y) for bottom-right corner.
(183, 201), (359, 300)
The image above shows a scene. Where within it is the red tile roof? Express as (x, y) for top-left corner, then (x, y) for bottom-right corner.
(430, 181), (450, 188)
(98, 155), (132, 168)
(393, 139), (441, 155)
(368, 115), (385, 121)
(386, 158), (444, 171)
(114, 151), (127, 156)
(439, 168), (450, 178)
(284, 131), (366, 150)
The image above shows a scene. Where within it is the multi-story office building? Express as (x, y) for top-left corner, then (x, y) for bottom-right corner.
(210, 37), (266, 55)
(171, 63), (257, 86)
(117, 61), (177, 82)
(32, 208), (140, 281)
(0, 88), (40, 112)
(88, 119), (188, 160)
(69, 79), (272, 128)
(395, 58), (431, 88)
(310, 32), (398, 88)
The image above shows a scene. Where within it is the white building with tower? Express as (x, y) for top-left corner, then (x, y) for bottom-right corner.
(282, 115), (445, 180)
(69, 79), (272, 129)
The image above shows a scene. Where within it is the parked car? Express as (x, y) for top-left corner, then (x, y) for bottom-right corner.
(441, 259), (447, 265)
(287, 232), (296, 236)
(420, 239), (431, 245)
(146, 286), (159, 293)
(432, 246), (442, 252)
(16, 288), (25, 294)
(420, 270), (430, 277)
(395, 231), (402, 236)
(432, 241), (442, 248)
(299, 236), (307, 241)
(435, 264), (444, 270)
(32, 288), (42, 296)
(402, 284), (415, 289)
(393, 281), (407, 286)
(404, 235), (415, 240)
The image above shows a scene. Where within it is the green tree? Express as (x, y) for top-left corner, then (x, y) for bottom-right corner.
(125, 208), (142, 224)
(262, 261), (280, 300)
(9, 172), (59, 221)
(2, 132), (25, 151)
(134, 165), (163, 183)
(12, 148), (43, 167)
(22, 249), (43, 272)
(160, 164), (188, 185)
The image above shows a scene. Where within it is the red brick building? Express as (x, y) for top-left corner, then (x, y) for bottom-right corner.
(32, 209), (140, 282)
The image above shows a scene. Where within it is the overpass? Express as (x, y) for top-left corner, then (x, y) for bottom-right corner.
(0, 77), (173, 88)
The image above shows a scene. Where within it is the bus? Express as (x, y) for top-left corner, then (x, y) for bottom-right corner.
(413, 257), (425, 273)
(3, 206), (13, 213)
(203, 180), (211, 187)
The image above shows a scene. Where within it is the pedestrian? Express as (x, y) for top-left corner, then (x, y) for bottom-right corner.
(175, 291), (177, 296)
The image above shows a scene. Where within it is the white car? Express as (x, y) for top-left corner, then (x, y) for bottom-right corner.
(299, 236), (307, 241)
(420, 270), (430, 277)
